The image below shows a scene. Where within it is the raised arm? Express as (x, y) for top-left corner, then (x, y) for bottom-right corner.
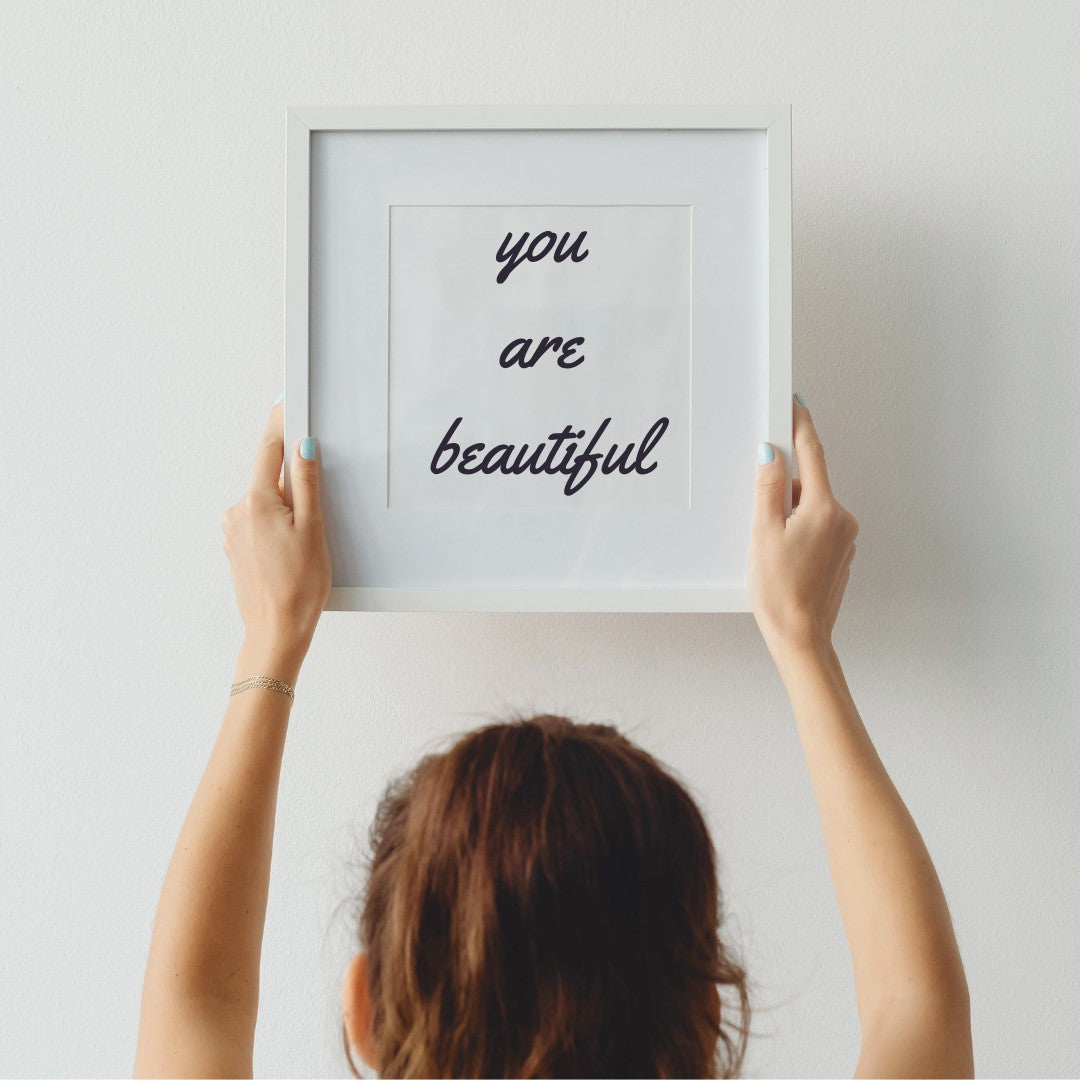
(748, 396), (972, 1079)
(134, 402), (331, 1078)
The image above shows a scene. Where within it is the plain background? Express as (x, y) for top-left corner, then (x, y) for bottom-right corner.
(1, 2), (1077, 1076)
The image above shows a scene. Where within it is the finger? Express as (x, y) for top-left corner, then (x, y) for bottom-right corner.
(792, 395), (832, 504)
(249, 402), (285, 494)
(291, 434), (322, 526)
(791, 476), (803, 510)
(753, 440), (786, 531)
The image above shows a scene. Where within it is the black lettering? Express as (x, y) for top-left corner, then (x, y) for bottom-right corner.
(564, 418), (610, 496)
(633, 417), (669, 474)
(428, 417), (668, 494)
(556, 336), (585, 368)
(495, 231), (529, 284)
(480, 444), (514, 474)
(499, 337), (532, 368)
(430, 416), (463, 474)
(496, 230), (590, 282)
(553, 230), (589, 264)
(526, 231), (557, 263)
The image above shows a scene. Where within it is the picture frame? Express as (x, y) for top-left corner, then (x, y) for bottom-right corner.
(284, 105), (792, 612)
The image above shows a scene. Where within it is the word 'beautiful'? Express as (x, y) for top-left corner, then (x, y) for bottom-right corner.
(430, 416), (670, 497)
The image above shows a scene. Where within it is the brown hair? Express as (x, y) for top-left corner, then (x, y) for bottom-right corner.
(354, 714), (749, 1078)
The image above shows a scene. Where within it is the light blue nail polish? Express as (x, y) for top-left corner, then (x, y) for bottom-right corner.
(273, 391), (284, 405)
(794, 390), (807, 406)
(758, 441), (775, 465)
(300, 435), (316, 460)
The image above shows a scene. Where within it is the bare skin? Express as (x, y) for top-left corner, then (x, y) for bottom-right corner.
(134, 403), (330, 1078)
(134, 395), (971, 1078)
(749, 400), (972, 1078)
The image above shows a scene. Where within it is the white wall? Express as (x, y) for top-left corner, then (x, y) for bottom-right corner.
(2, 2), (1078, 1076)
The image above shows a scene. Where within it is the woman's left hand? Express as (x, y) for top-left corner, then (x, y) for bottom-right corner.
(221, 402), (332, 675)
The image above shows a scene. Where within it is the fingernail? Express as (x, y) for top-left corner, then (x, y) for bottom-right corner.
(758, 441), (775, 465)
(273, 391), (285, 405)
(300, 435), (316, 460)
(794, 390), (807, 406)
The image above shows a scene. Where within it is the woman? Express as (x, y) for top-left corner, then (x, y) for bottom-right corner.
(133, 394), (972, 1078)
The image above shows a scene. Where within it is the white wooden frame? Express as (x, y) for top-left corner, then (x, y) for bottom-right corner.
(285, 105), (792, 612)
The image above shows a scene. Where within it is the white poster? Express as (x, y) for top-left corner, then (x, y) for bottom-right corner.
(387, 204), (693, 510)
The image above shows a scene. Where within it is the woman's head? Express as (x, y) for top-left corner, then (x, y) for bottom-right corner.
(343, 714), (748, 1078)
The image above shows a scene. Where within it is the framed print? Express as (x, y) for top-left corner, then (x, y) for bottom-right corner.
(284, 105), (792, 612)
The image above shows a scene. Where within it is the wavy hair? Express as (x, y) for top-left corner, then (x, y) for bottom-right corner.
(353, 714), (749, 1077)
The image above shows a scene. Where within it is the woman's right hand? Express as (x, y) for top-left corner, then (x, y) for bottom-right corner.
(748, 395), (859, 661)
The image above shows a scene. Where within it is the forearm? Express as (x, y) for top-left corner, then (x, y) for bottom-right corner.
(135, 637), (304, 1076)
(774, 642), (970, 1041)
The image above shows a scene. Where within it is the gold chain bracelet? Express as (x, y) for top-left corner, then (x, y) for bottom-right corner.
(230, 674), (295, 702)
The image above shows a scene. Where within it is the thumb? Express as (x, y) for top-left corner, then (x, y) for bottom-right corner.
(753, 441), (786, 530)
(291, 434), (322, 524)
